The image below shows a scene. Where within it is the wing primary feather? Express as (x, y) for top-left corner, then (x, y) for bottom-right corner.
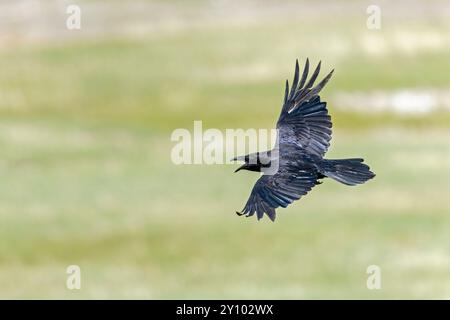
(305, 61), (321, 89)
(283, 79), (289, 105)
(302, 69), (334, 102)
(256, 198), (264, 220)
(288, 59), (300, 99)
(312, 69), (334, 94)
(298, 58), (309, 90)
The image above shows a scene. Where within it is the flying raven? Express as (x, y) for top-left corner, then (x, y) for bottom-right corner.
(233, 59), (375, 221)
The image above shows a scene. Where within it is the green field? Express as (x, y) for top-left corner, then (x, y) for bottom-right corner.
(0, 0), (449, 299)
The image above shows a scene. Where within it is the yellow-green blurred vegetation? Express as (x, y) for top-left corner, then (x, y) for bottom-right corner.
(0, 0), (449, 298)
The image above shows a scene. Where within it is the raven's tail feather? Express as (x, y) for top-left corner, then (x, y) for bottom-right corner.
(320, 158), (375, 186)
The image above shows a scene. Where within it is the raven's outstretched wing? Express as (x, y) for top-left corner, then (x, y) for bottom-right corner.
(277, 59), (334, 157)
(237, 157), (320, 221)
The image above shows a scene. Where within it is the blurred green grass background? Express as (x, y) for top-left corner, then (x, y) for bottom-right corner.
(0, 0), (449, 298)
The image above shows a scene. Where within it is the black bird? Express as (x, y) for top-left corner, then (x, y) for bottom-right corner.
(233, 59), (375, 221)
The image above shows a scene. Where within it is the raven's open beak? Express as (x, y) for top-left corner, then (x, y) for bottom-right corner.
(234, 164), (246, 173)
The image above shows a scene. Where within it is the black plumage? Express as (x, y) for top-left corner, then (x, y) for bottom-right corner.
(233, 59), (375, 221)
